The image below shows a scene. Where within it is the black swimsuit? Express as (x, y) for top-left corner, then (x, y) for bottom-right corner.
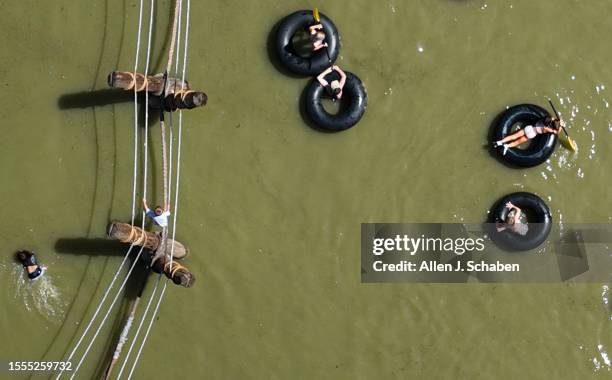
(19, 252), (43, 280)
(28, 266), (43, 280)
(321, 70), (342, 96)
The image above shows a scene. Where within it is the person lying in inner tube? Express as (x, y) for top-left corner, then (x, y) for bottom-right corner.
(494, 116), (564, 155)
(495, 202), (528, 236)
(317, 65), (347, 100)
(16, 250), (45, 280)
(309, 24), (328, 51)
(142, 198), (170, 228)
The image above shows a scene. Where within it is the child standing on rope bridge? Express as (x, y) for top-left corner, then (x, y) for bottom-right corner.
(142, 198), (170, 227)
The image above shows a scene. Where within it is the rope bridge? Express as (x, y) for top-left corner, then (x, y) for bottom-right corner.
(55, 1), (200, 378)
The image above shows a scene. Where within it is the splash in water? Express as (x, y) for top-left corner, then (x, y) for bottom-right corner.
(592, 344), (611, 372)
(11, 264), (67, 323)
(603, 285), (611, 321)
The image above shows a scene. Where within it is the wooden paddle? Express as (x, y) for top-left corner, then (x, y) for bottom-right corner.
(548, 99), (577, 151)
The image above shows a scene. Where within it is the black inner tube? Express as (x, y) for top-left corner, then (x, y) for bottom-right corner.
(489, 192), (552, 252)
(490, 104), (558, 167)
(274, 10), (340, 76)
(303, 72), (367, 132)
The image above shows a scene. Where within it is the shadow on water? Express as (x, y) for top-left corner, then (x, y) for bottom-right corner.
(58, 89), (133, 109)
(57, 90), (161, 127)
(55, 238), (129, 256)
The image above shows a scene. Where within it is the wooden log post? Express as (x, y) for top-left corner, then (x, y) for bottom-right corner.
(107, 71), (191, 96)
(153, 255), (196, 288)
(107, 221), (195, 288)
(107, 221), (189, 259)
(163, 90), (208, 111)
(108, 71), (207, 111)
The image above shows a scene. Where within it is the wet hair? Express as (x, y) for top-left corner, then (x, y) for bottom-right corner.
(17, 251), (29, 262)
(543, 115), (560, 128)
(506, 210), (516, 225)
(326, 85), (342, 97)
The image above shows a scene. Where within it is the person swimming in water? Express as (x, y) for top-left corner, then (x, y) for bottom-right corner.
(309, 23), (328, 51)
(16, 250), (45, 280)
(494, 115), (564, 155)
(496, 202), (528, 236)
(317, 65), (347, 100)
(142, 198), (171, 228)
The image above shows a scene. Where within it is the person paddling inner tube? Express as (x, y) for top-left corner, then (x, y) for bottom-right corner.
(16, 250), (45, 280)
(274, 10), (340, 76)
(489, 192), (552, 251)
(303, 66), (367, 132)
(490, 104), (562, 167)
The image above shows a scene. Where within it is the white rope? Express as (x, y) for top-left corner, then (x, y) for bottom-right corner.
(127, 97), (184, 380)
(167, 0), (183, 205)
(55, 1), (148, 378)
(69, 248), (147, 379)
(124, 1), (190, 377)
(126, 273), (165, 379)
(60, 0), (156, 378)
(141, 0), (155, 204)
(115, 273), (162, 379)
(130, 0), (145, 226)
(180, 0), (190, 86)
(57, 247), (134, 380)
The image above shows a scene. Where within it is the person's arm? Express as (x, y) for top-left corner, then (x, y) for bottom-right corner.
(142, 198), (150, 212)
(317, 67), (332, 86)
(313, 42), (328, 51)
(495, 221), (507, 232)
(335, 66), (347, 88)
(512, 207), (522, 225)
(557, 119), (566, 134)
(543, 127), (559, 134)
(309, 24), (323, 34)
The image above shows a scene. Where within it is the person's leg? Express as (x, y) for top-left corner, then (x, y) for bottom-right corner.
(501, 135), (529, 155)
(497, 129), (526, 145)
(506, 136), (529, 148)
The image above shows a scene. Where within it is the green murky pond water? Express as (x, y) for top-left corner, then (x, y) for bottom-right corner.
(1, 0), (612, 379)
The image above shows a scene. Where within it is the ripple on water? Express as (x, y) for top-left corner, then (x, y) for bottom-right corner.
(585, 285), (612, 372)
(11, 264), (67, 323)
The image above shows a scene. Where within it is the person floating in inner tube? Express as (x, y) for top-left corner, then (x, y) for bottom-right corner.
(142, 198), (170, 228)
(16, 250), (45, 280)
(495, 202), (528, 236)
(494, 115), (564, 155)
(309, 24), (328, 51)
(317, 65), (347, 99)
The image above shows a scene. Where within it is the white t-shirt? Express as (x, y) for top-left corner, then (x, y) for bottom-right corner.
(146, 208), (170, 227)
